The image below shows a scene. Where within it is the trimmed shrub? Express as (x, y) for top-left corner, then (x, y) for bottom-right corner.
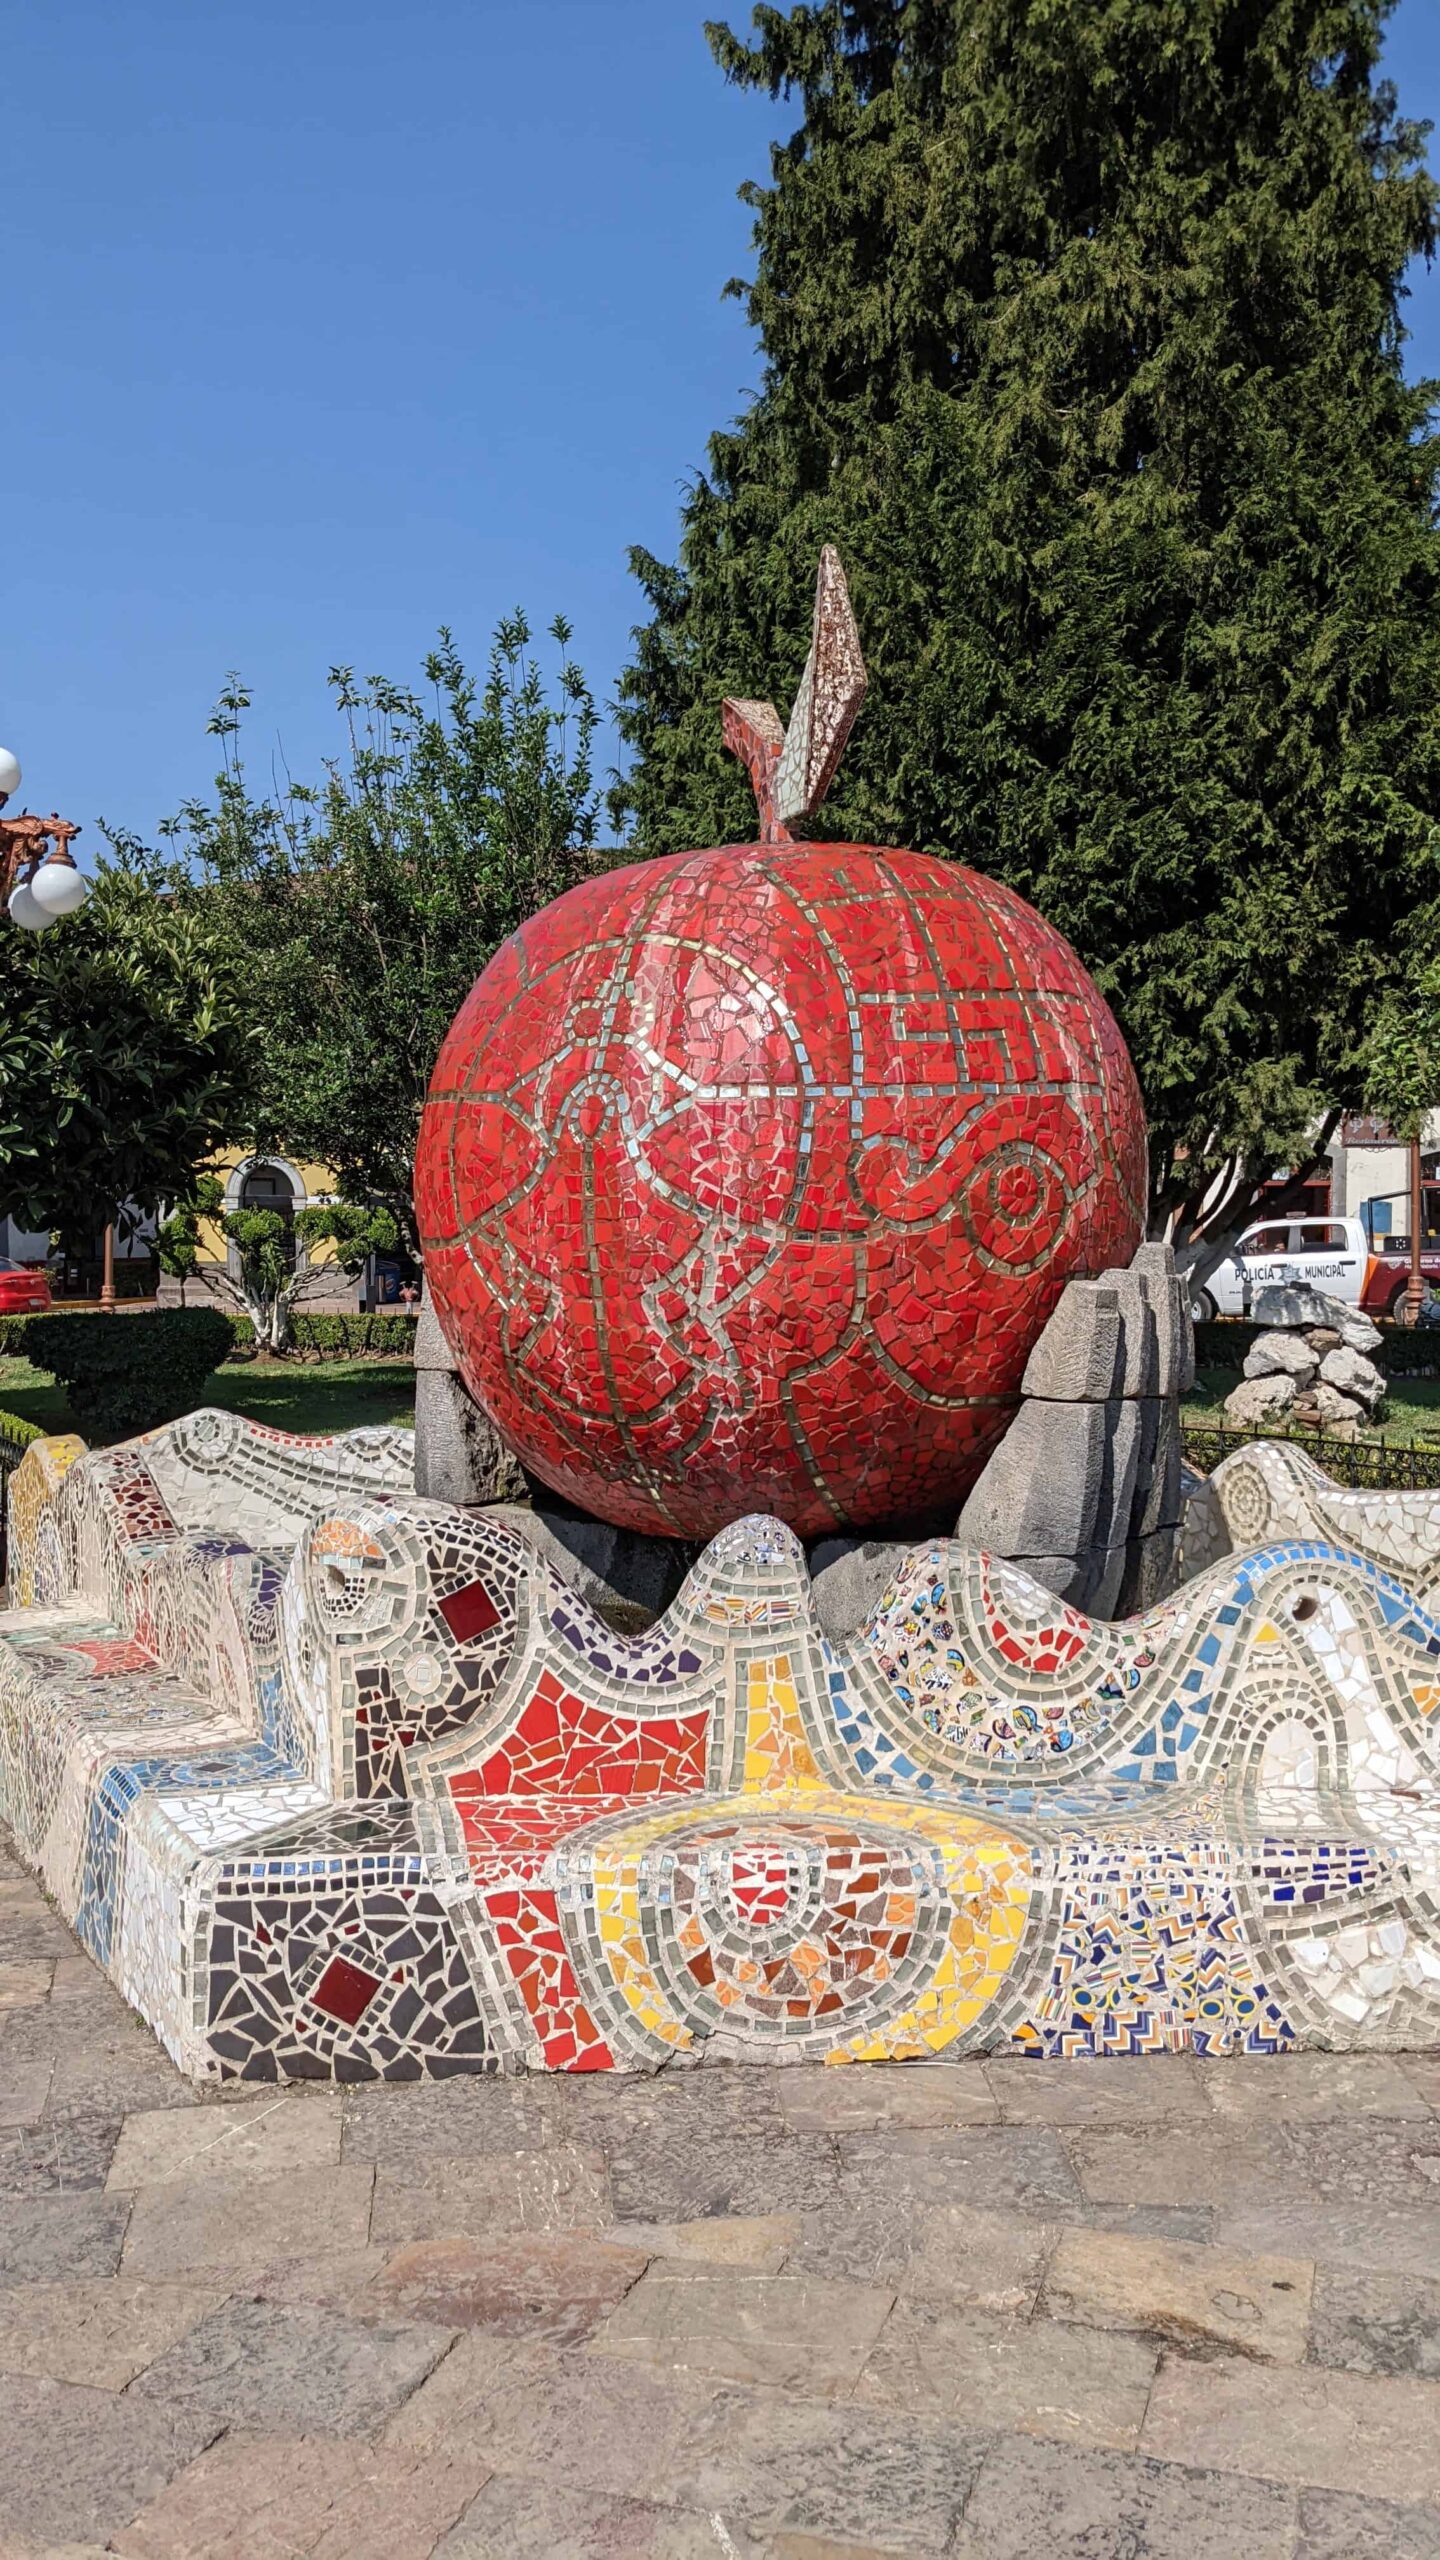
(0, 1316), (34, 1359)
(287, 1312), (418, 1360)
(0, 1407), (43, 1459)
(25, 1309), (236, 1443)
(210, 1310), (415, 1361)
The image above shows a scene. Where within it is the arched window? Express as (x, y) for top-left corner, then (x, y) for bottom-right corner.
(232, 1161), (301, 1273)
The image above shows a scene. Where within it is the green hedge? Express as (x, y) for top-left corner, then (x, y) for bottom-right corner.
(285, 1312), (418, 1359)
(2, 1309), (418, 1368)
(23, 1310), (236, 1443)
(0, 1406), (43, 1462)
(1192, 1318), (1439, 1378)
(225, 1310), (418, 1359)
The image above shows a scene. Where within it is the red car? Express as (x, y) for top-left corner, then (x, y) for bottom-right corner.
(0, 1258), (53, 1315)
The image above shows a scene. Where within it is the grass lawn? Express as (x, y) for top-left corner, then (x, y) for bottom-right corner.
(1183, 1362), (1440, 1445)
(0, 1354), (415, 1443)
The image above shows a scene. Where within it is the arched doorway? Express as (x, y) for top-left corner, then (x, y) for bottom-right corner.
(229, 1160), (301, 1277)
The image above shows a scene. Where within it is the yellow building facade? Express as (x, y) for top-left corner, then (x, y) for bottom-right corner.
(180, 1148), (361, 1311)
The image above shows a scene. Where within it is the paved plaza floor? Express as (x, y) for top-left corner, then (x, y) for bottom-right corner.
(1, 1828), (1439, 2557)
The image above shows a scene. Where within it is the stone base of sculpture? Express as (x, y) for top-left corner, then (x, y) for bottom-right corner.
(2, 1408), (1438, 2080)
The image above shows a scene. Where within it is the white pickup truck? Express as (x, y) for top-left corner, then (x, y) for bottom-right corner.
(1182, 1215), (1430, 1322)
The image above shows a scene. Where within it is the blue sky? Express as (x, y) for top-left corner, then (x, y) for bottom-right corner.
(7, 0), (1439, 859)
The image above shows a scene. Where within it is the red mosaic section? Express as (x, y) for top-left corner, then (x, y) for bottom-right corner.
(448, 1665), (710, 1803)
(485, 1882), (614, 2070)
(416, 841), (1147, 1539)
(63, 1638), (156, 1678)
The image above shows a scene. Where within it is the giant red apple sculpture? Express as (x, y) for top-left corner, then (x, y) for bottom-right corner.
(416, 551), (1146, 1540)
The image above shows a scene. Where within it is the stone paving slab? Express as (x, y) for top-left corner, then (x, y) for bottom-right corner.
(110, 2430), (491, 2560)
(0, 2194), (131, 2285)
(1294, 2490), (1440, 2559)
(105, 2091), (344, 2189)
(0, 1960), (54, 2012)
(1041, 2226), (1314, 2363)
(119, 2163), (378, 2284)
(1308, 2261), (1440, 2377)
(370, 2233), (652, 2346)
(0, 2111), (123, 2196)
(368, 2145), (612, 2244)
(853, 2295), (1159, 2448)
(0, 2372), (222, 2546)
(129, 2298), (457, 2439)
(1, 1829), (1440, 2556)
(949, 2437), (1300, 2560)
(1139, 2357), (1440, 2503)
(592, 2266), (896, 2392)
(0, 2278), (226, 2388)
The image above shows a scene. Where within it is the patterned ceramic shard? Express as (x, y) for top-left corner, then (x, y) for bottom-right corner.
(3, 1416), (1439, 2081)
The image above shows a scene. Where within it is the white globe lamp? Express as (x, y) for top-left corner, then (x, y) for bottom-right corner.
(0, 749), (20, 806)
(29, 859), (89, 917)
(8, 878), (57, 931)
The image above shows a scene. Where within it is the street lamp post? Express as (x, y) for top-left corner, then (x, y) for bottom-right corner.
(0, 752), (89, 931)
(0, 749), (105, 1299)
(1406, 1136), (1428, 1328)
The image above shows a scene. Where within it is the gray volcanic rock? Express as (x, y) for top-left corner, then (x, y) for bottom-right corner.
(1243, 1332), (1318, 1384)
(1224, 1373), (1297, 1427)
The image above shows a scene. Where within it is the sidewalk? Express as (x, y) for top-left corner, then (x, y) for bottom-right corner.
(1, 1825), (1438, 2558)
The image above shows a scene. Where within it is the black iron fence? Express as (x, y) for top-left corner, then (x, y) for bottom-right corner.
(1181, 1420), (1440, 1492)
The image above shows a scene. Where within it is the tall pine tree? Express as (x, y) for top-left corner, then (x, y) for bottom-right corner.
(614, 0), (1440, 1235)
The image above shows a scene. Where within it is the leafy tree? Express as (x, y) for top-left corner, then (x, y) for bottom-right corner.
(299, 1200), (401, 1276)
(169, 614), (600, 1252)
(157, 1175), (398, 1348)
(0, 842), (256, 1244)
(614, 0), (1440, 1244)
(154, 1174), (225, 1306)
(1365, 968), (1440, 1148)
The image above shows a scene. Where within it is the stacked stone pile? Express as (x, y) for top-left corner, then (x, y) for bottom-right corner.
(1223, 1285), (1386, 1439)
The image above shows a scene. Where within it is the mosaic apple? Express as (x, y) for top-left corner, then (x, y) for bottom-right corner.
(416, 553), (1146, 1539)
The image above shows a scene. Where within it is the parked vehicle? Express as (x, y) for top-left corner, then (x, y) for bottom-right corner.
(1181, 1216), (1440, 1322)
(0, 1258), (52, 1316)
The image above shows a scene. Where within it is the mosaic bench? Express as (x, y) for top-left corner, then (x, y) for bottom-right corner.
(1180, 1435), (1440, 1604)
(2, 1414), (1439, 2079)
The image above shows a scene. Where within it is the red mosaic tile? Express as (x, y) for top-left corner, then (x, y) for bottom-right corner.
(438, 1577), (501, 1644)
(310, 1953), (384, 2025)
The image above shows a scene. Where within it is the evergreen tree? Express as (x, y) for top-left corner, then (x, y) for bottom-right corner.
(614, 0), (1440, 1238)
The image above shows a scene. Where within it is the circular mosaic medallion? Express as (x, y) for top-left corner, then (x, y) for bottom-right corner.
(565, 1795), (1032, 2063)
(1222, 1462), (1273, 1551)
